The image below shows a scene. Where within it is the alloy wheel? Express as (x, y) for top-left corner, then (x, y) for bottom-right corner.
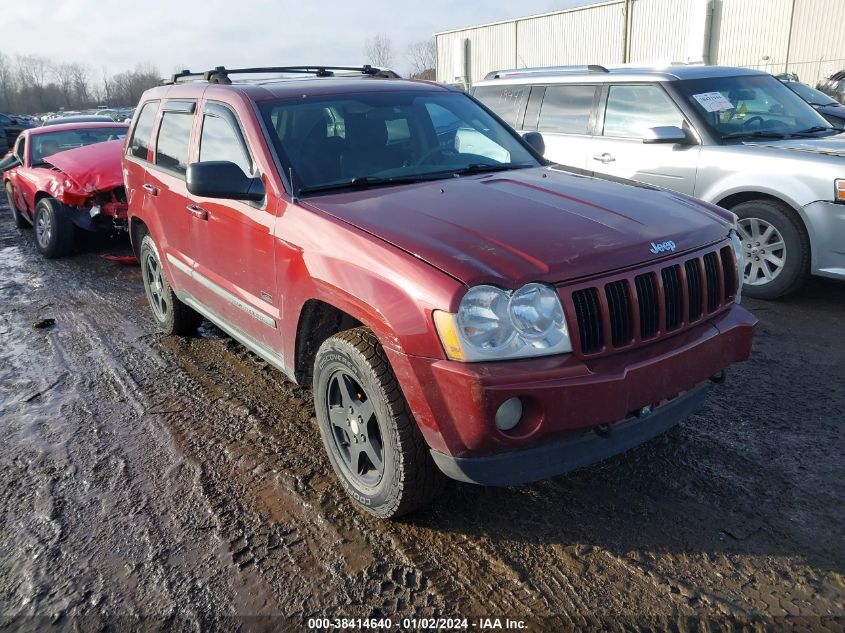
(36, 210), (52, 248)
(143, 251), (169, 321)
(325, 370), (385, 487)
(736, 217), (787, 286)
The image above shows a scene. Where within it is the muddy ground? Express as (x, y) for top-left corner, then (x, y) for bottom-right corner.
(0, 199), (843, 632)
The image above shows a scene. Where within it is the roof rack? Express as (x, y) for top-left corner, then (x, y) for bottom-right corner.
(484, 65), (610, 80)
(163, 65), (397, 85)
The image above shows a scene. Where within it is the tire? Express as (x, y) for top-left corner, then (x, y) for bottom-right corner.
(313, 327), (444, 518)
(5, 182), (29, 229)
(139, 234), (203, 335)
(732, 199), (809, 300)
(33, 198), (74, 258)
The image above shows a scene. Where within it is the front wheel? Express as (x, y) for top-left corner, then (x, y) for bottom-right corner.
(313, 327), (444, 518)
(5, 182), (29, 229)
(34, 198), (74, 258)
(139, 234), (203, 335)
(732, 200), (809, 300)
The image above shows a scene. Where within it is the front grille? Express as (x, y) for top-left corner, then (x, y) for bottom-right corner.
(720, 246), (737, 299)
(685, 258), (703, 321)
(572, 288), (603, 354)
(635, 273), (659, 339)
(567, 245), (733, 357)
(661, 265), (683, 331)
(703, 252), (720, 312)
(605, 280), (632, 347)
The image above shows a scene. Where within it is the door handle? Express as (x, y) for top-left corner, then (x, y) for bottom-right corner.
(142, 183), (159, 196)
(592, 153), (616, 164)
(186, 204), (208, 221)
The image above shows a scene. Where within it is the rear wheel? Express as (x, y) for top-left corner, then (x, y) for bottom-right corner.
(139, 234), (203, 335)
(34, 198), (74, 258)
(313, 327), (444, 518)
(4, 182), (29, 229)
(732, 199), (809, 300)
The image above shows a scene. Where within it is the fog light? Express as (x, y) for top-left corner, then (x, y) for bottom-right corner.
(495, 397), (523, 431)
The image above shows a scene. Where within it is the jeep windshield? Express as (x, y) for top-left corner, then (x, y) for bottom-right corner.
(30, 128), (127, 166)
(258, 91), (539, 195)
(676, 74), (836, 141)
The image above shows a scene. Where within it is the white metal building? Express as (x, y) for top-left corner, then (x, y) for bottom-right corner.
(435, 0), (845, 88)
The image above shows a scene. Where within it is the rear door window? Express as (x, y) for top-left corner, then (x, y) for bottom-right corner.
(128, 101), (159, 161)
(473, 85), (529, 128)
(154, 101), (195, 176)
(537, 85), (598, 135)
(603, 84), (685, 139)
(521, 86), (546, 131)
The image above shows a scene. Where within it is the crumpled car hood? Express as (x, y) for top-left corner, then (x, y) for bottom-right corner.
(43, 139), (125, 194)
(302, 166), (732, 287)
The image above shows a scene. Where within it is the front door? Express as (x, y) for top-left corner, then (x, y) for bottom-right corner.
(187, 102), (280, 349)
(590, 83), (700, 195)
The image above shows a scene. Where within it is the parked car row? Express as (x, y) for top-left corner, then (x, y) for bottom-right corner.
(817, 70), (845, 105)
(473, 65), (845, 299)
(781, 79), (845, 127)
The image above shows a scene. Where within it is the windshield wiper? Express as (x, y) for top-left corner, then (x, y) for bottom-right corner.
(790, 126), (845, 136)
(450, 162), (533, 176)
(721, 130), (788, 140)
(298, 174), (446, 195)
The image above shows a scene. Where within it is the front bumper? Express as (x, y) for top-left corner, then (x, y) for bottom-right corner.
(804, 200), (845, 279)
(391, 304), (755, 476)
(431, 383), (710, 485)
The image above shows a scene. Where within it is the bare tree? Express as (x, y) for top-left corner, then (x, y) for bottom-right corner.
(364, 34), (394, 69)
(0, 54), (160, 113)
(406, 40), (436, 80)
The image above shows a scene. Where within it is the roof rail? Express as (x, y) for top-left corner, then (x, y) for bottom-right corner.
(162, 65), (397, 85)
(484, 65), (610, 80)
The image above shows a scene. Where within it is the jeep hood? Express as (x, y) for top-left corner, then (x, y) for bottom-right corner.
(744, 131), (845, 157)
(302, 167), (731, 287)
(42, 139), (124, 195)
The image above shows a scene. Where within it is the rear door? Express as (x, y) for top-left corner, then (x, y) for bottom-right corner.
(124, 99), (160, 231)
(147, 99), (205, 296)
(589, 83), (700, 194)
(186, 101), (280, 348)
(532, 84), (599, 169)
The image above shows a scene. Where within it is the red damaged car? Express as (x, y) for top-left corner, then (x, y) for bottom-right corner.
(2, 121), (129, 258)
(125, 66), (757, 518)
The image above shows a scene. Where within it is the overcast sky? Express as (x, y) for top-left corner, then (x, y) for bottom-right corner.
(0, 0), (592, 78)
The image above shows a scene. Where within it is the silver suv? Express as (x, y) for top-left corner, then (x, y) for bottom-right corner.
(473, 65), (845, 299)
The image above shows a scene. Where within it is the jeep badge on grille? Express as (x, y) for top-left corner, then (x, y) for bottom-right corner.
(650, 240), (677, 255)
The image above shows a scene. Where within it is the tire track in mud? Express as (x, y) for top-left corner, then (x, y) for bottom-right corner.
(2, 206), (845, 626)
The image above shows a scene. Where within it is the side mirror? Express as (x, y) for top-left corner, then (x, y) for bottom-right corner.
(523, 131), (546, 156)
(186, 161), (265, 201)
(0, 153), (21, 172)
(642, 126), (693, 145)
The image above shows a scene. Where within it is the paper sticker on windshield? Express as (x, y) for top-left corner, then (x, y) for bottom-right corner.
(692, 92), (735, 112)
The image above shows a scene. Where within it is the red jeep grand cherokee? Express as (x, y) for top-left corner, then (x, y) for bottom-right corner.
(124, 65), (756, 518)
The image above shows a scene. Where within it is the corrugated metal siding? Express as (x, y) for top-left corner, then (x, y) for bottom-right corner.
(435, 0), (845, 88)
(437, 23), (517, 84)
(515, 3), (626, 68)
(629, 0), (692, 63)
(709, 0), (792, 72)
(785, 0), (845, 86)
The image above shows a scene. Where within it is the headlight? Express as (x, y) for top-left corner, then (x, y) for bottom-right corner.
(433, 283), (572, 362)
(729, 229), (744, 303)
